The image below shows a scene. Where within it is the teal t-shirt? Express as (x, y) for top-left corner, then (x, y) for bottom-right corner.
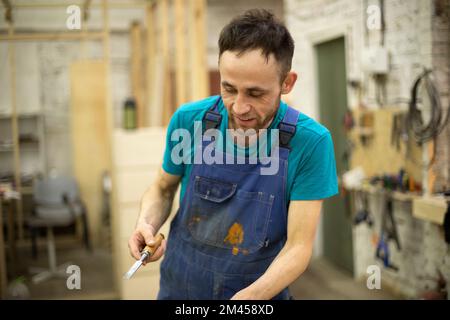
(162, 95), (338, 204)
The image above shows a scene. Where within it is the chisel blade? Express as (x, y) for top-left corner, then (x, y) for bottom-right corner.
(123, 255), (146, 280)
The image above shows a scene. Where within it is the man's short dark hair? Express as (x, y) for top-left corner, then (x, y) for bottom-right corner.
(218, 9), (295, 80)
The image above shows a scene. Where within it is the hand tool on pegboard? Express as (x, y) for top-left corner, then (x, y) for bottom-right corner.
(375, 194), (401, 270)
(353, 190), (373, 227)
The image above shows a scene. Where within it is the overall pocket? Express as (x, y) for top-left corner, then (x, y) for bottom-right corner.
(184, 175), (274, 254)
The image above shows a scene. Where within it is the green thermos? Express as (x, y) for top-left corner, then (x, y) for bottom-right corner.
(123, 98), (137, 130)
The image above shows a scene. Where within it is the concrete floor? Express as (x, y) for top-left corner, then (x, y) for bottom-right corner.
(5, 240), (397, 300)
(5, 241), (116, 300)
(289, 258), (398, 300)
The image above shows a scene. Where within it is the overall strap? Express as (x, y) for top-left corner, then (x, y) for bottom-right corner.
(202, 96), (222, 131)
(278, 106), (299, 150)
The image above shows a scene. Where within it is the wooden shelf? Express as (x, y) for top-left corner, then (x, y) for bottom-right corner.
(349, 185), (449, 225)
(356, 184), (421, 202)
(0, 112), (42, 120)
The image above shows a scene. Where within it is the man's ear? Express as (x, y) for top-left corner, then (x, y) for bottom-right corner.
(281, 71), (297, 95)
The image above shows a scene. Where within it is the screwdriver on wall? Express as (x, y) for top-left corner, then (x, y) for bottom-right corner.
(123, 233), (165, 280)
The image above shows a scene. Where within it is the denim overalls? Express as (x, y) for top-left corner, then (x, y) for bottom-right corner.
(158, 97), (299, 300)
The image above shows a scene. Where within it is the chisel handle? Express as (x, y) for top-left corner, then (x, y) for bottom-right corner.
(142, 233), (165, 258)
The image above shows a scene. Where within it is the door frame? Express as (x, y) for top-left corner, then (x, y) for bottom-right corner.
(303, 24), (354, 259)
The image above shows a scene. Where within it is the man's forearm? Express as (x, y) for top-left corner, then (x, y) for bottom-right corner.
(137, 175), (177, 232)
(236, 242), (313, 300)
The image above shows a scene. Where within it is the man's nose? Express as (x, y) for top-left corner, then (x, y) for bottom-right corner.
(232, 94), (251, 115)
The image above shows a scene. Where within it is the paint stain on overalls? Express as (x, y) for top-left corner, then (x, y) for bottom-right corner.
(224, 222), (244, 255)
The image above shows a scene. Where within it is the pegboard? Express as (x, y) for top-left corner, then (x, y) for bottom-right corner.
(349, 108), (423, 183)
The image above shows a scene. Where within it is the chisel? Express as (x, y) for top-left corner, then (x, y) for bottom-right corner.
(123, 233), (165, 280)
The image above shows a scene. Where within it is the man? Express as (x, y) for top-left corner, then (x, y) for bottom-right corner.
(128, 9), (338, 300)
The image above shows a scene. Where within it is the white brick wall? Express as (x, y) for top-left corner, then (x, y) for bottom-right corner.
(431, 0), (450, 192)
(0, 4), (141, 176)
(286, 0), (449, 298)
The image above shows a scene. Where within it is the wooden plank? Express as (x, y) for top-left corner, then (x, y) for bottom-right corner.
(412, 196), (448, 225)
(111, 127), (179, 299)
(149, 54), (165, 127)
(426, 140), (436, 195)
(11, 1), (148, 9)
(188, 0), (209, 101)
(160, 0), (173, 126)
(100, 0), (121, 295)
(0, 32), (104, 42)
(145, 2), (156, 127)
(116, 170), (158, 205)
(79, 0), (91, 58)
(113, 128), (166, 167)
(130, 22), (144, 128)
(174, 0), (187, 108)
(70, 60), (110, 248)
(147, 3), (164, 127)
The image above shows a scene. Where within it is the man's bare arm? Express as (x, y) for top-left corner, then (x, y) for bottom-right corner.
(128, 167), (181, 263)
(231, 200), (323, 299)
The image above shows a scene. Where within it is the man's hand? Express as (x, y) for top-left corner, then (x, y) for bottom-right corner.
(128, 167), (180, 266)
(230, 288), (260, 300)
(128, 222), (166, 265)
(231, 200), (323, 300)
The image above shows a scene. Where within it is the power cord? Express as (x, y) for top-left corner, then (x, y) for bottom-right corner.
(407, 69), (450, 144)
(405, 69), (450, 168)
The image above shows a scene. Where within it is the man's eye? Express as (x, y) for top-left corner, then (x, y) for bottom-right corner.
(224, 87), (237, 94)
(249, 92), (263, 98)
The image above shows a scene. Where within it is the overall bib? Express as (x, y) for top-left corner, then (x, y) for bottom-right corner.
(158, 97), (299, 300)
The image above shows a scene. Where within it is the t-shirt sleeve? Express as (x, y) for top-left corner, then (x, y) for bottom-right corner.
(162, 110), (186, 176)
(290, 132), (339, 201)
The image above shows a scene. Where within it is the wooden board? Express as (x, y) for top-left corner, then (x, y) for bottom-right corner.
(131, 22), (144, 128)
(111, 127), (179, 299)
(349, 108), (423, 182)
(412, 196), (448, 225)
(160, 0), (173, 126)
(70, 60), (110, 247)
(188, 0), (209, 101)
(145, 2), (156, 127)
(174, 0), (187, 107)
(113, 128), (166, 168)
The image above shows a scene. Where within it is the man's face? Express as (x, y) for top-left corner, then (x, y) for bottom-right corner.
(219, 49), (285, 132)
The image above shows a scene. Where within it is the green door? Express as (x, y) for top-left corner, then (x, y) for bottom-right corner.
(316, 37), (353, 274)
